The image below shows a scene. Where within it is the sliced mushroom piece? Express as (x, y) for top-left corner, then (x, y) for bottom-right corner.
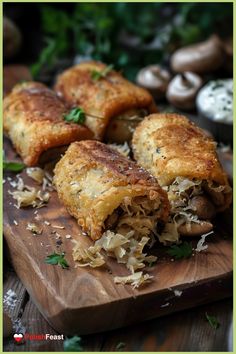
(171, 35), (224, 74)
(166, 72), (202, 110)
(178, 221), (213, 237)
(189, 195), (216, 220)
(136, 65), (171, 100)
(204, 184), (225, 207)
(105, 211), (119, 229)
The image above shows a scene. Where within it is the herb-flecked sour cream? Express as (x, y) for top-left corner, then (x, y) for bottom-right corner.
(196, 79), (233, 124)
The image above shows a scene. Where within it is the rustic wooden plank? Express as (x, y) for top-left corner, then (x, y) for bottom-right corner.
(10, 299), (64, 352)
(3, 272), (104, 352)
(4, 277), (231, 352)
(101, 299), (232, 352)
(3, 270), (28, 322)
(3, 271), (28, 352)
(3, 274), (232, 352)
(3, 137), (233, 335)
(3, 179), (233, 335)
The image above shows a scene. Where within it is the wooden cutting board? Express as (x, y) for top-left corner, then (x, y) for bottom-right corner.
(3, 138), (233, 335)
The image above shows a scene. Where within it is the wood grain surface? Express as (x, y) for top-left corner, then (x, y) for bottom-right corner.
(3, 267), (232, 352)
(3, 137), (233, 335)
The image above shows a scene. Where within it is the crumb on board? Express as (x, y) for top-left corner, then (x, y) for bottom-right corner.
(51, 225), (65, 229)
(195, 231), (213, 253)
(34, 214), (41, 221)
(26, 222), (43, 235)
(7, 174), (51, 209)
(55, 232), (61, 239)
(114, 272), (153, 289)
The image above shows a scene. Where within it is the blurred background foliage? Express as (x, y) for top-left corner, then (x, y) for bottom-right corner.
(4, 2), (233, 81)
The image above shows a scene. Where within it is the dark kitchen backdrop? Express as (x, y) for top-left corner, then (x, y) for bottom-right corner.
(3, 3), (233, 80)
(3, 2), (233, 148)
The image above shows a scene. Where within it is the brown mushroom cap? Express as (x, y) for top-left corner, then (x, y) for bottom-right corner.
(136, 65), (171, 99)
(166, 72), (203, 110)
(3, 17), (22, 59)
(222, 37), (233, 73)
(171, 35), (224, 74)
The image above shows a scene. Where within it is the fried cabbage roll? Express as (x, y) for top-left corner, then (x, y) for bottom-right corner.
(54, 61), (157, 142)
(3, 82), (93, 166)
(54, 140), (169, 240)
(54, 141), (170, 284)
(132, 113), (232, 242)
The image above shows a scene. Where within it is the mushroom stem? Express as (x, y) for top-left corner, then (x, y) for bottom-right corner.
(180, 73), (193, 88)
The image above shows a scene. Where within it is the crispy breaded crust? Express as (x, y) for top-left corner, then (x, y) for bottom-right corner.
(54, 140), (170, 240)
(54, 61), (157, 139)
(132, 113), (231, 189)
(3, 82), (93, 166)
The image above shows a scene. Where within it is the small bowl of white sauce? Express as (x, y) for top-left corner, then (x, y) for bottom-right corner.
(196, 79), (233, 145)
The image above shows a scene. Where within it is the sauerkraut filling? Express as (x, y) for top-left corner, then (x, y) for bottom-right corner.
(158, 177), (230, 244)
(73, 195), (161, 288)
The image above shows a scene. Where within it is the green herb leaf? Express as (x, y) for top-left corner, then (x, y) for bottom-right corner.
(3, 161), (25, 172)
(30, 38), (57, 79)
(115, 342), (126, 351)
(167, 241), (193, 260)
(63, 336), (83, 352)
(45, 252), (69, 269)
(91, 64), (114, 81)
(63, 107), (86, 124)
(205, 312), (220, 329)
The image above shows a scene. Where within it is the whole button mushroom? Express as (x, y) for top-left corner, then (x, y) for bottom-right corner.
(3, 65), (32, 97)
(166, 72), (202, 110)
(3, 17), (22, 59)
(136, 65), (171, 100)
(170, 35), (224, 74)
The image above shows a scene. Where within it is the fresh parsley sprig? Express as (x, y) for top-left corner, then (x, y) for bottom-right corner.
(116, 342), (126, 351)
(45, 252), (69, 269)
(205, 312), (220, 329)
(63, 107), (86, 125)
(3, 161), (25, 172)
(91, 64), (114, 81)
(166, 242), (193, 260)
(63, 336), (83, 352)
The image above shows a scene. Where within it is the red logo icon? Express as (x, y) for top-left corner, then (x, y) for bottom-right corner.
(13, 333), (24, 343)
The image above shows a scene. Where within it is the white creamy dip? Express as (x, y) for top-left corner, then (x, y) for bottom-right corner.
(196, 79), (233, 123)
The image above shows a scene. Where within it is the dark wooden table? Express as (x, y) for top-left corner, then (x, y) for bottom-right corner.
(3, 261), (232, 352)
